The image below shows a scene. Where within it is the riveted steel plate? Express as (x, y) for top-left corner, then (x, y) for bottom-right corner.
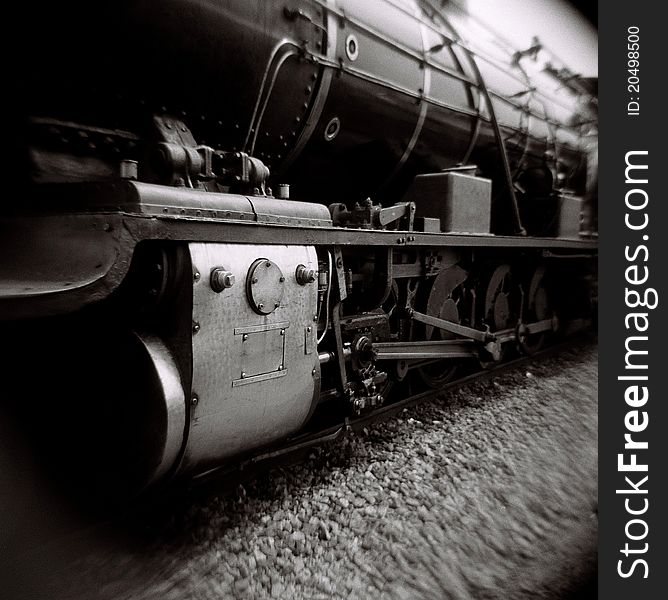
(235, 324), (286, 381)
(181, 243), (320, 475)
(246, 258), (285, 315)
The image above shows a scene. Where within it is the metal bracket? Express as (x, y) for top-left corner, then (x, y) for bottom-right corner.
(377, 202), (416, 230)
(331, 301), (349, 394)
(329, 200), (416, 230)
(332, 247), (347, 302)
(522, 316), (558, 336)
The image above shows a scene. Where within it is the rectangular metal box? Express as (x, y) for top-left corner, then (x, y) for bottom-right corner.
(415, 217), (441, 233)
(557, 194), (584, 239)
(403, 172), (492, 234)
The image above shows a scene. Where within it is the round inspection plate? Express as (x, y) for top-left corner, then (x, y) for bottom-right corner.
(246, 258), (285, 315)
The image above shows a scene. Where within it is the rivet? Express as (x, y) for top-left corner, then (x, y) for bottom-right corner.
(191, 395), (199, 406)
(275, 302), (280, 308)
(243, 334), (248, 341)
(193, 321), (201, 334)
(194, 270), (201, 282)
(279, 276), (285, 282)
(312, 368), (317, 376)
(241, 372), (246, 379)
(265, 261), (272, 267)
(258, 303), (264, 310)
(252, 277), (258, 284)
(278, 365), (283, 371)
(280, 329), (285, 336)
(313, 315), (318, 322)
(307, 326), (312, 333)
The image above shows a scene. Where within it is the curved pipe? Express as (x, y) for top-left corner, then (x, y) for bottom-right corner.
(242, 40), (301, 153)
(248, 48), (300, 156)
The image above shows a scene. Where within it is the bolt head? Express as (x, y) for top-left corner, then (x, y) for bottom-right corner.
(210, 268), (234, 292)
(296, 264), (317, 285)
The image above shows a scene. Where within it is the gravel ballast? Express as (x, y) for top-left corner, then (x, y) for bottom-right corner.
(11, 343), (598, 599)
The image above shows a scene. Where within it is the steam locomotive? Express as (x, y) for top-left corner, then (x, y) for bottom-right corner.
(2, 0), (597, 503)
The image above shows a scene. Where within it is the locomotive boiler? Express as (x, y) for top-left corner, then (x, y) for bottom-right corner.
(2, 0), (597, 504)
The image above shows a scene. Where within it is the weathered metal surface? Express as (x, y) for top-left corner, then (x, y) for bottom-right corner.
(0, 209), (596, 320)
(412, 310), (491, 344)
(557, 194), (585, 239)
(16, 0), (595, 207)
(245, 259), (285, 315)
(28, 181), (333, 227)
(0, 213), (132, 319)
(423, 263), (468, 340)
(181, 243), (320, 475)
(405, 172), (493, 234)
(137, 333), (188, 486)
(374, 339), (478, 360)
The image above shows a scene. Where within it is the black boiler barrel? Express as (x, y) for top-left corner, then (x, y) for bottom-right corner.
(14, 0), (595, 203)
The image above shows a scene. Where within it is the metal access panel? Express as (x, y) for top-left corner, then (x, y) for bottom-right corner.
(180, 243), (320, 475)
(406, 172), (492, 233)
